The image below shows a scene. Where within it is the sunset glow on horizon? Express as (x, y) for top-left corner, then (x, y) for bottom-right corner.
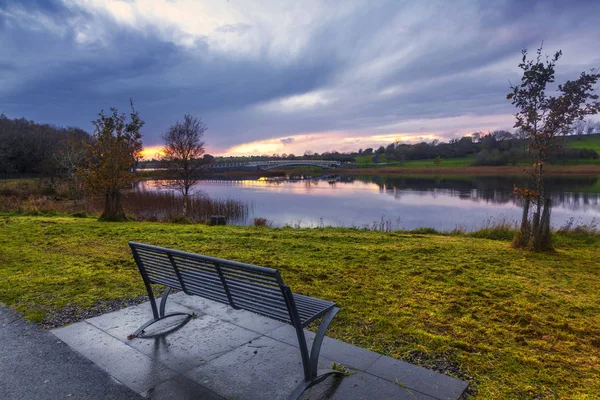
(140, 146), (165, 160)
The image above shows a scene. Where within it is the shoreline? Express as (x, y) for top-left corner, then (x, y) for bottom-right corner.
(336, 164), (600, 176)
(208, 164), (600, 178)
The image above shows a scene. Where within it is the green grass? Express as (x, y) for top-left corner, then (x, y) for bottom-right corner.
(355, 154), (389, 164)
(354, 156), (476, 168)
(401, 156), (475, 168)
(355, 155), (375, 163)
(1, 215), (599, 399)
(567, 134), (600, 151)
(557, 158), (600, 166)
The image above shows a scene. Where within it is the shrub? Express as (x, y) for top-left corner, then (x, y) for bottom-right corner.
(409, 227), (439, 234)
(252, 217), (271, 227)
(469, 218), (516, 241)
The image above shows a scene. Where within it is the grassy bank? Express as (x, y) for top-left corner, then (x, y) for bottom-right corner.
(339, 164), (600, 176)
(568, 135), (600, 151)
(204, 164), (600, 179)
(1, 216), (599, 398)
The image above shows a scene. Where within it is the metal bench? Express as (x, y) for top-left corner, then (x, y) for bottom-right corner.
(128, 242), (343, 399)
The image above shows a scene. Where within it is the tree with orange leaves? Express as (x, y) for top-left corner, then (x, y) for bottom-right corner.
(508, 46), (600, 250)
(82, 100), (144, 221)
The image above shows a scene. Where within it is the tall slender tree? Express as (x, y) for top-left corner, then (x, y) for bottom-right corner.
(53, 128), (89, 206)
(508, 47), (600, 250)
(82, 101), (144, 221)
(161, 114), (207, 217)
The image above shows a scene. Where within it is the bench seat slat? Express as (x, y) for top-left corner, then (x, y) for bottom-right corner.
(137, 259), (179, 275)
(135, 251), (173, 265)
(148, 276), (182, 290)
(181, 283), (229, 303)
(175, 255), (278, 277)
(228, 290), (288, 312)
(224, 278), (288, 301)
(219, 265), (281, 282)
(180, 277), (228, 296)
(141, 260), (177, 273)
(179, 273), (222, 289)
(137, 256), (172, 268)
(294, 294), (334, 310)
(227, 298), (292, 322)
(175, 260), (281, 288)
(142, 268), (182, 287)
(180, 277), (229, 297)
(294, 296), (333, 307)
(180, 267), (222, 281)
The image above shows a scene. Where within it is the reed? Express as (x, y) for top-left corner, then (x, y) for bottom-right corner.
(123, 190), (249, 223)
(0, 180), (249, 223)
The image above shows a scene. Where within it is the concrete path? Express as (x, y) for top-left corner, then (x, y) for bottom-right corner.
(50, 292), (468, 400)
(0, 306), (140, 400)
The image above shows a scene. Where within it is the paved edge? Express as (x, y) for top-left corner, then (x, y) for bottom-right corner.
(0, 306), (142, 400)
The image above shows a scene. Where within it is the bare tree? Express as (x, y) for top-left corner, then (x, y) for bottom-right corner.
(54, 129), (89, 205)
(514, 128), (528, 139)
(492, 130), (514, 141)
(585, 119), (596, 135)
(572, 119), (586, 137)
(161, 114), (207, 217)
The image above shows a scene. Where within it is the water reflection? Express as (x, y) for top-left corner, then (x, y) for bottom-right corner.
(137, 175), (600, 231)
(357, 175), (600, 212)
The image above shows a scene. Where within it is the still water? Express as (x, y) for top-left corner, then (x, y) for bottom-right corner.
(138, 175), (600, 231)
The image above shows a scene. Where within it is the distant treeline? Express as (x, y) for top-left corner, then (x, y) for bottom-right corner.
(2, 113), (599, 175)
(209, 127), (600, 166)
(0, 114), (90, 176)
(375, 130), (599, 166)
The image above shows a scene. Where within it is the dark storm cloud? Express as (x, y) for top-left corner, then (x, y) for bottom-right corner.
(1, 0), (599, 153)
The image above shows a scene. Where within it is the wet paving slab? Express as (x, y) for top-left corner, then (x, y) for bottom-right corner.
(51, 294), (468, 400)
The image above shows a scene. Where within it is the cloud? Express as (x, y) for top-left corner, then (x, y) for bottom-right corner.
(1, 0), (599, 155)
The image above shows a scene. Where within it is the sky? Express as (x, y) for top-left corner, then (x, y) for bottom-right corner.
(1, 0), (599, 158)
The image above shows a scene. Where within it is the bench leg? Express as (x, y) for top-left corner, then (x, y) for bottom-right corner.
(128, 287), (192, 339)
(288, 306), (344, 400)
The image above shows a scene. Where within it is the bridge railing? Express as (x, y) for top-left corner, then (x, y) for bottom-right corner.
(205, 160), (342, 169)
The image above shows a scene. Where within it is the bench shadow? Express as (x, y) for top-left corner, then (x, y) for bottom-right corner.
(300, 374), (344, 400)
(135, 315), (193, 357)
(137, 314), (192, 338)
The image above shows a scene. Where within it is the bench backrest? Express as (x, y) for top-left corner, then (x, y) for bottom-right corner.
(129, 242), (295, 324)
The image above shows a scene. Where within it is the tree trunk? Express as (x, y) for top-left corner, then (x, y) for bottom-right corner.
(530, 163), (553, 251)
(182, 193), (188, 217)
(533, 198), (553, 251)
(72, 175), (80, 207)
(531, 210), (540, 243)
(100, 191), (126, 221)
(513, 197), (531, 248)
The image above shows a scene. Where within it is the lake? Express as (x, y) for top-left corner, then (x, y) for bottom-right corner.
(137, 175), (600, 231)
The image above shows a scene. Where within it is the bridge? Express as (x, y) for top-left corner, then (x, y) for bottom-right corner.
(247, 160), (341, 170)
(206, 160), (341, 171)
